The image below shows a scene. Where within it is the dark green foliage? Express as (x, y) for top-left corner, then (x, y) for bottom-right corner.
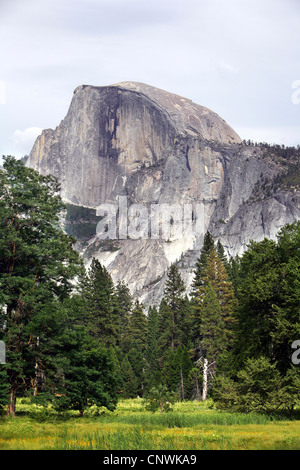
(199, 283), (226, 364)
(0, 157), (120, 415)
(190, 230), (216, 347)
(179, 295), (195, 350)
(157, 298), (173, 357)
(52, 346), (118, 414)
(30, 286), (119, 413)
(82, 258), (120, 348)
(144, 384), (177, 413)
(0, 157), (83, 415)
(108, 346), (122, 395)
(126, 300), (148, 352)
(127, 347), (145, 397)
(162, 264), (186, 350)
(232, 222), (300, 374)
(227, 255), (241, 294)
(1, 156), (299, 414)
(117, 300), (148, 397)
(191, 230), (214, 294)
(201, 247), (236, 346)
(0, 366), (9, 413)
(216, 239), (229, 272)
(116, 280), (133, 350)
(145, 306), (161, 391)
(161, 347), (193, 400)
(213, 357), (300, 413)
(191, 244), (237, 397)
(213, 222), (300, 411)
(125, 300), (148, 396)
(119, 355), (137, 398)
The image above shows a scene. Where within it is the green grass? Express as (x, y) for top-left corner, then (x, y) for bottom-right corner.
(0, 398), (299, 450)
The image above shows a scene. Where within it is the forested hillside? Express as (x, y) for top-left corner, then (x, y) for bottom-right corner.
(0, 157), (299, 416)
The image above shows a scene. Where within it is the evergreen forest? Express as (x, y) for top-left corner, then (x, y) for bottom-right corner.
(1, 156), (299, 417)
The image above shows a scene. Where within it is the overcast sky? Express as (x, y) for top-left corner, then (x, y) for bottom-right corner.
(0, 0), (300, 160)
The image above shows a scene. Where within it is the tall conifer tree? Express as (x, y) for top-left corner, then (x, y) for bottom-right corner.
(115, 280), (133, 350)
(83, 259), (119, 348)
(197, 246), (236, 345)
(145, 306), (161, 391)
(124, 300), (148, 396)
(191, 230), (214, 294)
(0, 157), (83, 415)
(163, 264), (185, 350)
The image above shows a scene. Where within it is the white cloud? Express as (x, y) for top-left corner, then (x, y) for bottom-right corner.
(11, 127), (42, 156)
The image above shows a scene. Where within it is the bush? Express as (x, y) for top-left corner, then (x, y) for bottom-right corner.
(0, 366), (9, 414)
(212, 356), (300, 413)
(143, 385), (178, 413)
(84, 404), (114, 417)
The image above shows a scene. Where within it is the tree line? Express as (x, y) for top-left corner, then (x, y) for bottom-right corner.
(0, 157), (299, 416)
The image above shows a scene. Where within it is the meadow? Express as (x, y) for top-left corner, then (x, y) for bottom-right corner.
(0, 399), (299, 450)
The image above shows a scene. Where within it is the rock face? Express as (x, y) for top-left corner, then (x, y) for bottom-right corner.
(26, 82), (300, 306)
(27, 82), (241, 207)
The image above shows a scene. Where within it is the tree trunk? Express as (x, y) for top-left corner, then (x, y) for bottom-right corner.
(195, 375), (200, 401)
(180, 366), (185, 401)
(171, 310), (175, 349)
(202, 358), (208, 401)
(7, 388), (16, 417)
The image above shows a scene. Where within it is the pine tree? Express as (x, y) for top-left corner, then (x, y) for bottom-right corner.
(163, 264), (185, 350)
(127, 300), (148, 352)
(108, 345), (122, 395)
(0, 157), (83, 416)
(198, 283), (227, 400)
(158, 298), (173, 358)
(193, 246), (237, 399)
(227, 255), (241, 294)
(191, 230), (214, 294)
(119, 355), (137, 398)
(123, 300), (148, 396)
(83, 259), (119, 348)
(127, 347), (145, 397)
(200, 283), (227, 362)
(115, 280), (133, 350)
(180, 295), (195, 350)
(190, 231), (215, 349)
(145, 306), (161, 391)
(52, 344), (118, 415)
(233, 222), (300, 374)
(216, 239), (229, 272)
(197, 246), (236, 345)
(162, 346), (193, 399)
(30, 293), (119, 413)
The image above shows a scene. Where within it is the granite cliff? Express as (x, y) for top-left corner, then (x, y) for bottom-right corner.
(26, 82), (300, 305)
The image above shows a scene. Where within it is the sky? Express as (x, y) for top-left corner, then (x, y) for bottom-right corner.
(0, 0), (300, 160)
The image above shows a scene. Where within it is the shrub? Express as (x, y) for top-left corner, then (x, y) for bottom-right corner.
(0, 366), (9, 414)
(212, 356), (300, 413)
(143, 385), (178, 413)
